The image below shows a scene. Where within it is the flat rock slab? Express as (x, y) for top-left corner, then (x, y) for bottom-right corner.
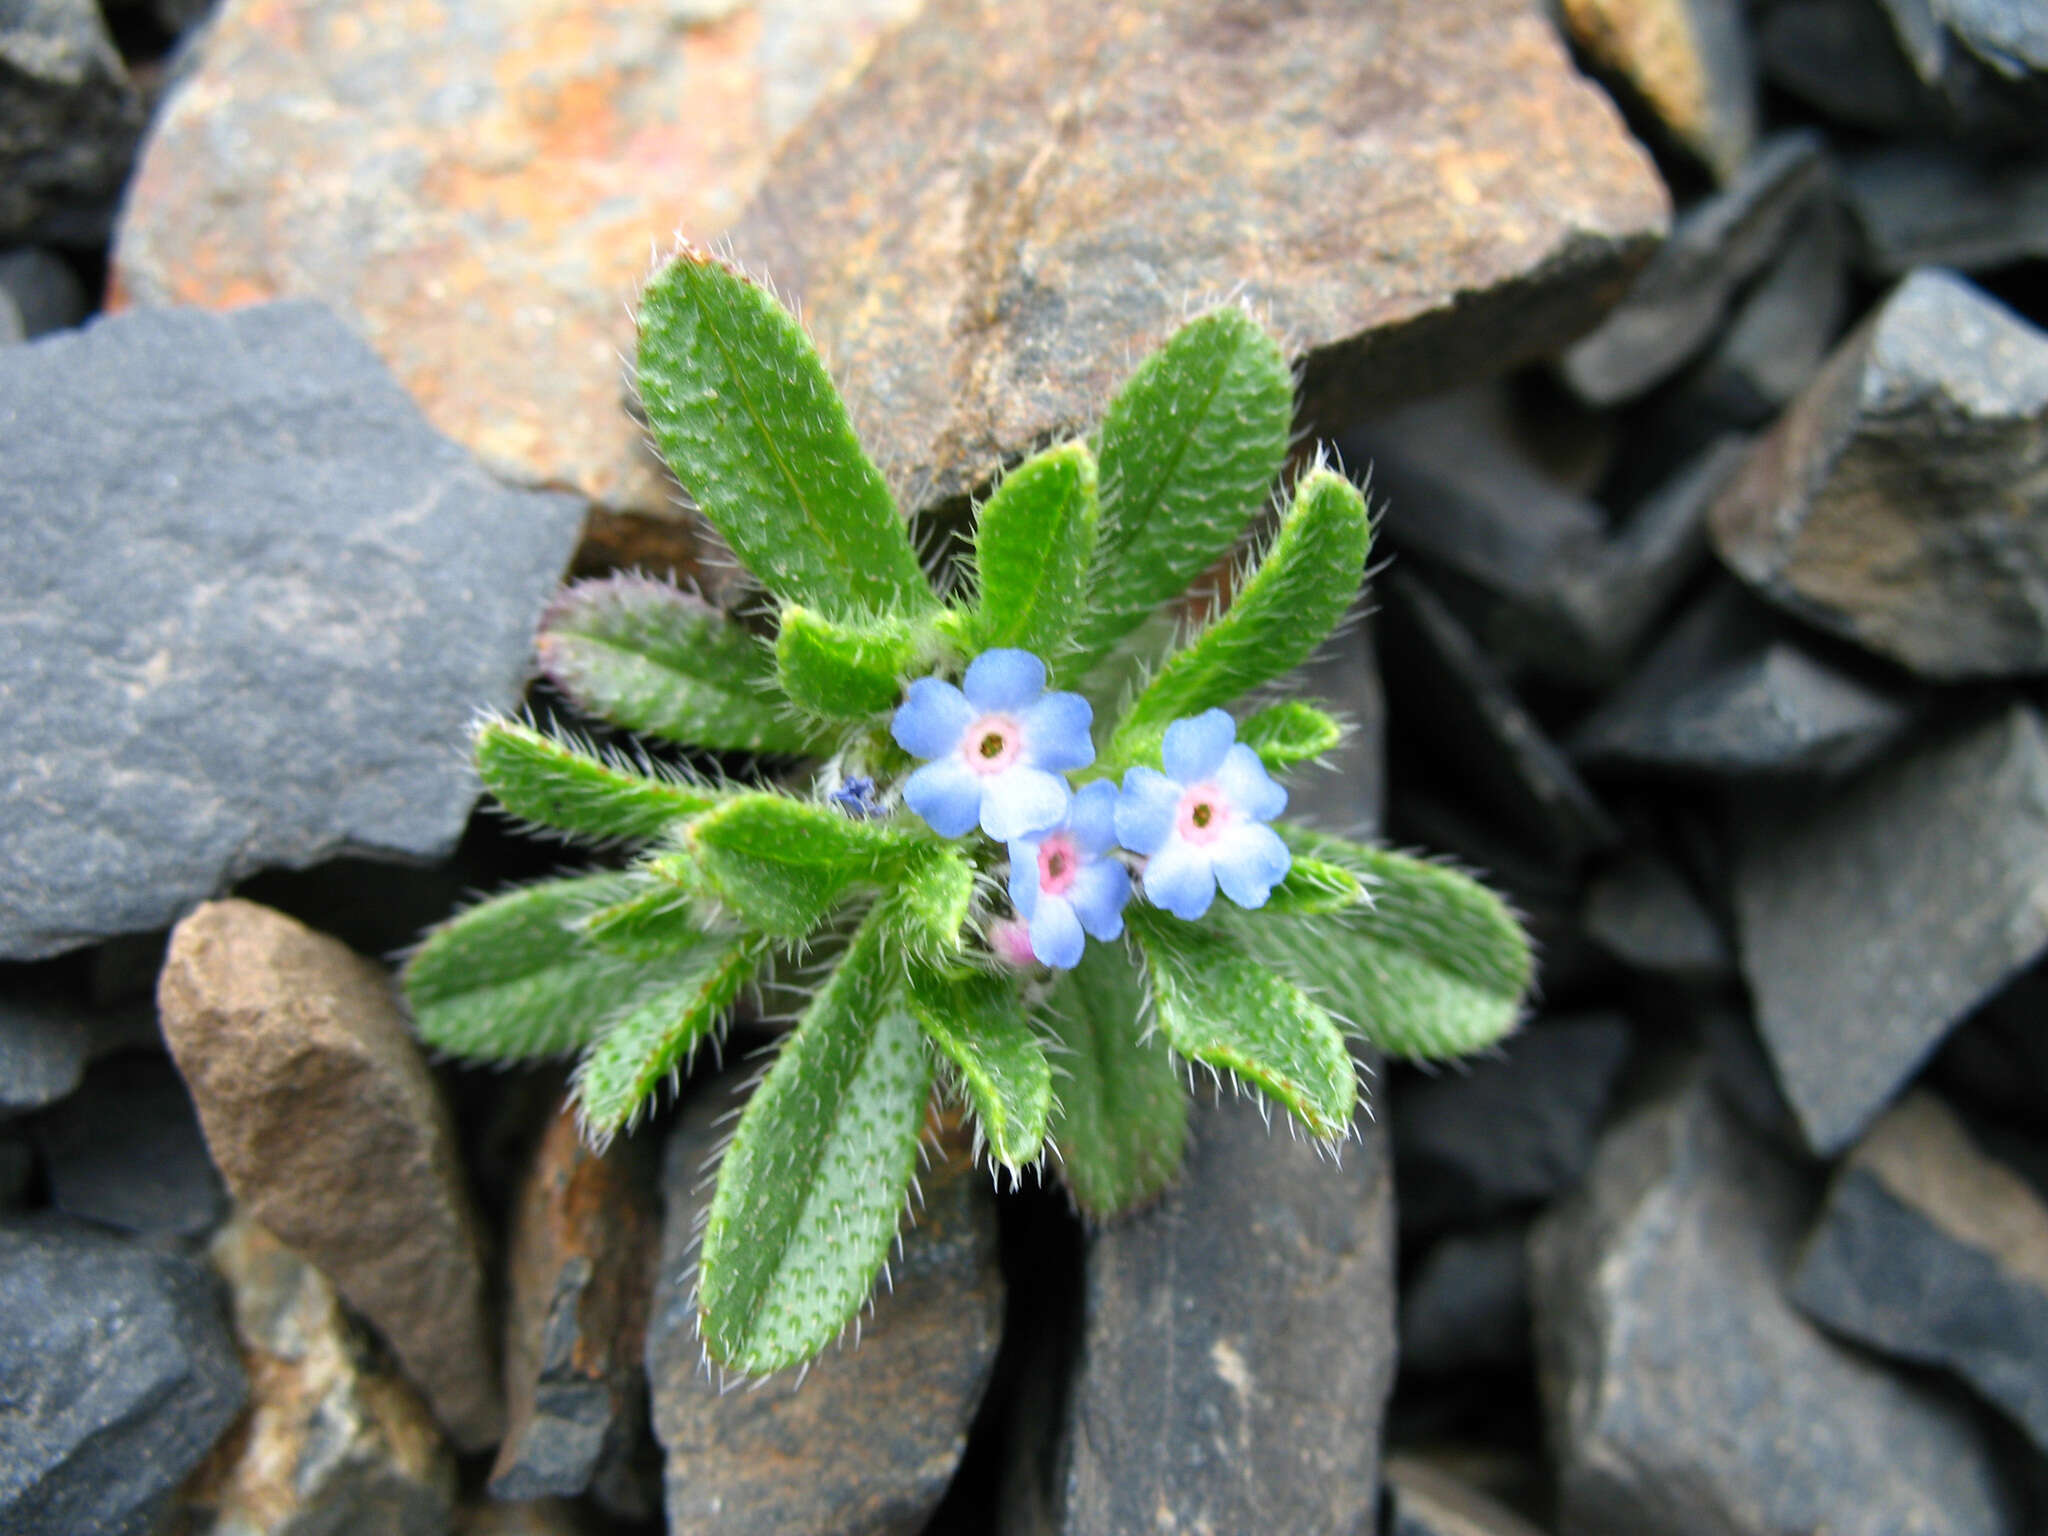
(158, 898), (504, 1451)
(112, 0), (926, 517)
(731, 0), (1668, 510)
(0, 1216), (248, 1536)
(33, 1051), (226, 1238)
(1733, 704), (2048, 1156)
(0, 301), (585, 960)
(1021, 1087), (1395, 1535)
(1842, 144), (2048, 277)
(1792, 1091), (2048, 1457)
(647, 1068), (1004, 1536)
(1529, 1073), (2013, 1536)
(1710, 268), (2048, 679)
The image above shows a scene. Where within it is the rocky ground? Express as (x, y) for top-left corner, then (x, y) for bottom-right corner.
(3, 0), (2047, 1533)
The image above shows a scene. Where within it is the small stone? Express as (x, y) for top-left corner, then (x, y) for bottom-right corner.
(0, 0), (146, 245)
(1019, 1086), (1395, 1534)
(0, 301), (586, 959)
(489, 1105), (659, 1516)
(0, 1216), (247, 1536)
(1733, 705), (2048, 1156)
(1384, 1455), (1551, 1536)
(1690, 197), (1849, 424)
(1582, 850), (1730, 985)
(0, 248), (88, 337)
(1571, 584), (1915, 778)
(729, 0), (1668, 510)
(33, 1051), (226, 1238)
(647, 1070), (1003, 1536)
(1555, 0), (1757, 181)
(1842, 143), (2048, 277)
(1399, 1223), (1532, 1378)
(1378, 573), (1618, 864)
(182, 1214), (457, 1536)
(1711, 269), (2048, 679)
(113, 0), (927, 518)
(1530, 1072), (2014, 1536)
(0, 983), (90, 1115)
(1873, 0), (2048, 144)
(1792, 1091), (2048, 1457)
(1393, 1016), (1632, 1234)
(1562, 132), (1827, 407)
(1273, 619), (1386, 838)
(158, 899), (504, 1450)
(1757, 0), (1930, 134)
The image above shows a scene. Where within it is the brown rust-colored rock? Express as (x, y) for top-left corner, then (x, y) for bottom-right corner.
(1556, 0), (1756, 182)
(730, 0), (1669, 511)
(489, 1104), (660, 1513)
(158, 899), (504, 1451)
(111, 0), (926, 519)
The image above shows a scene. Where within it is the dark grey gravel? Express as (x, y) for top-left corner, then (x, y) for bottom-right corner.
(1690, 198), (1848, 424)
(1843, 144), (2048, 276)
(0, 301), (587, 960)
(1581, 850), (1731, 985)
(1399, 1222), (1531, 1378)
(33, 1052), (225, 1238)
(0, 986), (90, 1116)
(0, 248), (87, 338)
(0, 0), (145, 245)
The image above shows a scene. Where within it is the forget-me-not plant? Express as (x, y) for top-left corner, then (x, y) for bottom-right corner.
(401, 242), (1535, 1380)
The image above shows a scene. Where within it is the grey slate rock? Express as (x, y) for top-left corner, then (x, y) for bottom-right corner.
(1582, 850), (1731, 985)
(1734, 704), (2048, 1156)
(1562, 132), (1828, 407)
(1393, 1016), (1632, 1233)
(1280, 619), (1387, 841)
(1384, 1456), (1552, 1536)
(0, 286), (19, 346)
(1691, 198), (1850, 425)
(1843, 144), (2048, 277)
(0, 301), (588, 959)
(0, 248), (87, 337)
(1759, 0), (1933, 135)
(1399, 1222), (1532, 1377)
(1530, 1072), (2015, 1536)
(0, 1215), (248, 1536)
(33, 1051), (225, 1238)
(1572, 584), (1915, 778)
(1711, 268), (2048, 679)
(0, 0), (146, 245)
(1017, 1087), (1395, 1536)
(1792, 1091), (2048, 1457)
(0, 1133), (32, 1208)
(0, 984), (90, 1115)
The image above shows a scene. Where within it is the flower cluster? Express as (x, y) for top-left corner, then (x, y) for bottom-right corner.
(890, 648), (1290, 969)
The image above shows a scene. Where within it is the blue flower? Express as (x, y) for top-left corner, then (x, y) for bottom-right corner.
(1115, 708), (1290, 920)
(1008, 780), (1131, 969)
(891, 649), (1093, 841)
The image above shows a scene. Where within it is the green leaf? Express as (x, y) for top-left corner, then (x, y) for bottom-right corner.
(1238, 699), (1344, 770)
(890, 843), (978, 959)
(1226, 829), (1532, 1061)
(1131, 915), (1355, 1141)
(578, 877), (707, 960)
(1260, 855), (1367, 916)
(636, 248), (934, 618)
(537, 575), (826, 755)
(960, 441), (1099, 667)
(675, 793), (920, 939)
(405, 874), (690, 1062)
(774, 606), (920, 719)
(1068, 307), (1294, 675)
(1107, 469), (1371, 766)
(697, 912), (934, 1374)
(904, 967), (1051, 1172)
(1040, 943), (1189, 1218)
(572, 931), (768, 1141)
(476, 717), (721, 843)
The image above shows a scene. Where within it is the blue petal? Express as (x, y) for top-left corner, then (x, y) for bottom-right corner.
(1162, 708), (1236, 782)
(1212, 822), (1292, 910)
(981, 766), (1069, 842)
(891, 677), (973, 761)
(1141, 840), (1217, 920)
(1066, 779), (1122, 854)
(1067, 858), (1131, 940)
(1115, 767), (1180, 854)
(1029, 896), (1086, 970)
(962, 648), (1046, 712)
(902, 757), (982, 838)
(1217, 743), (1287, 822)
(1006, 839), (1042, 919)
(1020, 690), (1094, 773)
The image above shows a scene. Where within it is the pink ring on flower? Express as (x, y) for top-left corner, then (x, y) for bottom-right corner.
(1175, 785), (1233, 846)
(962, 714), (1024, 776)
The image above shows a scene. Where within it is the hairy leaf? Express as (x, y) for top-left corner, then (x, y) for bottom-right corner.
(537, 574), (825, 755)
(697, 914), (933, 1374)
(1132, 915), (1355, 1140)
(1069, 307), (1294, 674)
(775, 605), (919, 719)
(1238, 699), (1344, 770)
(960, 440), (1099, 667)
(579, 878), (709, 960)
(1040, 943), (1189, 1218)
(637, 248), (933, 618)
(678, 794), (920, 939)
(476, 717), (721, 843)
(1108, 469), (1370, 765)
(1227, 829), (1532, 1061)
(890, 843), (977, 959)
(905, 967), (1051, 1171)
(572, 931), (768, 1141)
(1260, 855), (1368, 916)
